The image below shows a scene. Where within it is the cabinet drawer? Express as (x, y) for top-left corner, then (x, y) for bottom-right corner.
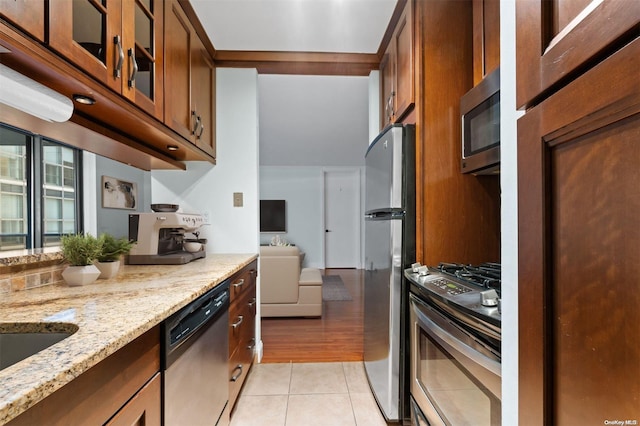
(229, 288), (257, 355)
(228, 333), (255, 409)
(229, 261), (257, 301)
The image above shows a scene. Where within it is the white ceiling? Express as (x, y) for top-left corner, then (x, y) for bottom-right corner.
(190, 0), (398, 53)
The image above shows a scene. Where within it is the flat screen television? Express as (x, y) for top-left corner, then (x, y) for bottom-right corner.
(260, 199), (286, 233)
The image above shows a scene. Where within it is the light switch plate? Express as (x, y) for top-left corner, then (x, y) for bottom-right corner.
(233, 192), (243, 207)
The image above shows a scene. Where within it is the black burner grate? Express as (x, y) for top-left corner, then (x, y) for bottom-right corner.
(437, 262), (501, 296)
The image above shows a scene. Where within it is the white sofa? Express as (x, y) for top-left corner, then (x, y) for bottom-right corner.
(259, 245), (322, 317)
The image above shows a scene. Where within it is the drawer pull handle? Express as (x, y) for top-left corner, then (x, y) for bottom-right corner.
(231, 364), (243, 382)
(233, 278), (245, 289)
(247, 338), (255, 351)
(231, 315), (244, 330)
(248, 298), (256, 308)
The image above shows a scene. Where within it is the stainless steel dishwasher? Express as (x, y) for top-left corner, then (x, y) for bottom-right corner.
(163, 280), (230, 425)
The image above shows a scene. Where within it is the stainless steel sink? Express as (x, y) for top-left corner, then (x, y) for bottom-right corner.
(0, 324), (78, 371)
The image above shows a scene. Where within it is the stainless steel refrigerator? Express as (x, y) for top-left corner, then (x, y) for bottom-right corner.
(364, 123), (415, 423)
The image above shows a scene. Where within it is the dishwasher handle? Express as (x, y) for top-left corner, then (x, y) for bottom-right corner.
(166, 281), (230, 351)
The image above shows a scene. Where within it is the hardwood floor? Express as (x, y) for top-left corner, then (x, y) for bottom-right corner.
(260, 269), (364, 363)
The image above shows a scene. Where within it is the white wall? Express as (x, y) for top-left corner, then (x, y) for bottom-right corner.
(258, 74), (369, 167)
(94, 155), (151, 238)
(501, 2), (522, 424)
(151, 68), (261, 359)
(259, 167), (322, 265)
(151, 68), (260, 255)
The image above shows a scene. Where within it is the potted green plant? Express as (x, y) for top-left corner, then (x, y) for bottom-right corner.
(95, 233), (134, 279)
(60, 233), (103, 286)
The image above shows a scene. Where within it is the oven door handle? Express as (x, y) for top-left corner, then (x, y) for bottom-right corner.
(414, 301), (501, 377)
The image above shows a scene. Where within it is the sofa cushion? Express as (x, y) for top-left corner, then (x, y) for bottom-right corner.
(299, 268), (322, 286)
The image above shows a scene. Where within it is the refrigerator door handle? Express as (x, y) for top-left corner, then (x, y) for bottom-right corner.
(365, 209), (405, 220)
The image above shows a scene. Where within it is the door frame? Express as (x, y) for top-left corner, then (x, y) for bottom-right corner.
(321, 167), (363, 269)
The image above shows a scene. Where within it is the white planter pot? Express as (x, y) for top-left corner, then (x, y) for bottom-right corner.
(62, 264), (101, 286)
(95, 260), (121, 279)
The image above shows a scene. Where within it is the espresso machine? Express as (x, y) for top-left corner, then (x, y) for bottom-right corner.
(127, 212), (206, 265)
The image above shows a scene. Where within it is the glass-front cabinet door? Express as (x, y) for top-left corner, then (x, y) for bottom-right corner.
(48, 0), (163, 118)
(49, 0), (122, 93)
(121, 0), (164, 119)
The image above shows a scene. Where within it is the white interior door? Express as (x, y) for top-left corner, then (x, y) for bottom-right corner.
(324, 169), (360, 268)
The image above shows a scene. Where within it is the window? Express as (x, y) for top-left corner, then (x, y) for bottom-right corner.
(0, 124), (82, 251)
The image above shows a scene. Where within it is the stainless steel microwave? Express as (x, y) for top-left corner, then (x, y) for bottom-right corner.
(460, 68), (500, 175)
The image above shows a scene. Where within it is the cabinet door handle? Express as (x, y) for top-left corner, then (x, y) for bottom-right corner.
(233, 278), (245, 289)
(114, 35), (124, 78)
(231, 315), (244, 330)
(192, 111), (200, 135)
(197, 121), (205, 139)
(128, 48), (138, 88)
(230, 364), (243, 382)
(248, 298), (256, 308)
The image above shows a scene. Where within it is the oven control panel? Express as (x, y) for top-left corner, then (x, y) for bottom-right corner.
(428, 278), (472, 296)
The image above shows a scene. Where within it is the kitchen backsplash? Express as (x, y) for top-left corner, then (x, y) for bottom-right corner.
(0, 250), (66, 294)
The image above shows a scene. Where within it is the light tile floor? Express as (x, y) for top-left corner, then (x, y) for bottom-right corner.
(230, 362), (388, 426)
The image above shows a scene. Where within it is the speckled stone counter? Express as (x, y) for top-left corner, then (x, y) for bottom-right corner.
(0, 253), (257, 425)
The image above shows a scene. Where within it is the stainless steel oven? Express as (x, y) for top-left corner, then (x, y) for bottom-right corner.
(406, 264), (501, 426)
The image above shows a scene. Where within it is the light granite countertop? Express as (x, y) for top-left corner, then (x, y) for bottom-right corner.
(0, 253), (257, 425)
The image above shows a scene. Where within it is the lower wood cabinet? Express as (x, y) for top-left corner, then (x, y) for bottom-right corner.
(228, 261), (258, 412)
(517, 36), (639, 425)
(106, 373), (161, 426)
(8, 326), (161, 426)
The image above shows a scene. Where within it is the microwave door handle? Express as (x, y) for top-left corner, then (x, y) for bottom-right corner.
(415, 305), (501, 377)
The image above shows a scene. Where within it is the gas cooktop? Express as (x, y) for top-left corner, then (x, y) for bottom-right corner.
(405, 262), (502, 330)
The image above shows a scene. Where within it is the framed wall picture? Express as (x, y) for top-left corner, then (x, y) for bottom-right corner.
(102, 176), (137, 209)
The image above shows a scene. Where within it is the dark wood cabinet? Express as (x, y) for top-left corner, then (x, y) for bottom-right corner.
(105, 373), (161, 426)
(0, 0), (44, 41)
(49, 0), (164, 119)
(191, 38), (216, 158)
(48, 0), (122, 93)
(121, 0), (164, 119)
(0, 0), (215, 167)
(164, 0), (216, 159)
(472, 0), (499, 85)
(228, 261), (258, 413)
(516, 0), (640, 108)
(517, 12), (640, 426)
(414, 0), (500, 266)
(381, 0), (414, 127)
(7, 326), (161, 426)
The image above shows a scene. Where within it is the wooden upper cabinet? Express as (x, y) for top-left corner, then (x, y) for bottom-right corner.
(380, 44), (395, 126)
(49, 0), (164, 119)
(380, 0), (414, 128)
(191, 41), (216, 157)
(394, 2), (413, 122)
(120, 0), (164, 119)
(164, 0), (193, 141)
(0, 0), (45, 41)
(516, 0), (640, 109)
(49, 0), (122, 93)
(164, 0), (216, 160)
(472, 0), (500, 85)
